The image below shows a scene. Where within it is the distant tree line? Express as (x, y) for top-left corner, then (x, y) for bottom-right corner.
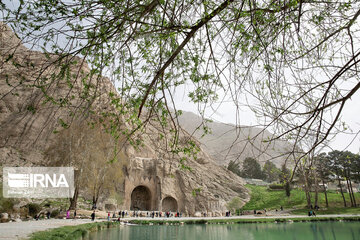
(296, 150), (359, 209)
(227, 157), (292, 197)
(227, 157), (290, 182)
(227, 157), (288, 183)
(227, 150), (360, 208)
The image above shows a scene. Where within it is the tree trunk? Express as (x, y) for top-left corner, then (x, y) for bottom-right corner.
(303, 170), (311, 208)
(322, 179), (329, 208)
(92, 195), (99, 206)
(304, 183), (311, 209)
(346, 178), (354, 207)
(306, 190), (312, 209)
(92, 181), (103, 207)
(69, 186), (79, 210)
(314, 172), (319, 207)
(304, 182), (311, 208)
(338, 177), (347, 207)
(285, 181), (291, 197)
(92, 184), (98, 206)
(348, 178), (357, 207)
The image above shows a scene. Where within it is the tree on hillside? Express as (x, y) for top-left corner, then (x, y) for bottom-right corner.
(226, 197), (243, 214)
(240, 157), (264, 179)
(354, 154), (360, 177)
(296, 155), (316, 208)
(327, 150), (360, 207)
(44, 120), (126, 209)
(80, 123), (126, 207)
(227, 160), (241, 176)
(328, 150), (347, 207)
(44, 121), (89, 209)
(339, 151), (357, 207)
(314, 152), (332, 208)
(279, 164), (292, 197)
(351, 153), (360, 206)
(351, 153), (360, 185)
(262, 160), (280, 183)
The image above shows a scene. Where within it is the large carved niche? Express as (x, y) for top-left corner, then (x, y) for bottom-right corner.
(162, 196), (178, 212)
(130, 186), (151, 210)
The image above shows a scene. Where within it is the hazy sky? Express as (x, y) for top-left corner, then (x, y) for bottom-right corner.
(173, 83), (360, 154)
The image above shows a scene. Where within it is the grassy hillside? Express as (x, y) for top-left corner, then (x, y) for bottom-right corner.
(242, 185), (360, 215)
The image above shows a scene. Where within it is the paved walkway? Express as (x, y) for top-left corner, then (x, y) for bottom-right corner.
(0, 219), (102, 240)
(0, 214), (359, 240)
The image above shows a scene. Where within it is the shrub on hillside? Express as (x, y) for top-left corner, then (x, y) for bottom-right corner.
(226, 197), (243, 213)
(26, 203), (41, 217)
(50, 209), (60, 218)
(0, 199), (15, 213)
(43, 202), (51, 208)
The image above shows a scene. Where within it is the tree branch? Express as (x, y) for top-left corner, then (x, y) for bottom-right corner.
(138, 0), (235, 117)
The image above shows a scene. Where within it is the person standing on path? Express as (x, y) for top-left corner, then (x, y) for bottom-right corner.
(91, 211), (96, 221)
(66, 210), (70, 219)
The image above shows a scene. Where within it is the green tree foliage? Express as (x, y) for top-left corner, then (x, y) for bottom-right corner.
(279, 164), (291, 184)
(262, 160), (280, 182)
(352, 154), (360, 183)
(227, 160), (241, 176)
(328, 150), (348, 207)
(240, 157), (264, 180)
(336, 151), (357, 207)
(311, 150), (359, 208)
(314, 152), (332, 207)
(26, 203), (41, 217)
(226, 197), (243, 213)
(279, 164), (292, 197)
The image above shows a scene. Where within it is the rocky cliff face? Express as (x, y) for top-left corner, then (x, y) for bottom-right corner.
(0, 22), (249, 215)
(0, 22), (116, 165)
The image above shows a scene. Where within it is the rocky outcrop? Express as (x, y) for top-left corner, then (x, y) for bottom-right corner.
(122, 153), (249, 215)
(0, 22), (249, 215)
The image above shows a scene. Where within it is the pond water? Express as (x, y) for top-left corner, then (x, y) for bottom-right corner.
(86, 221), (360, 240)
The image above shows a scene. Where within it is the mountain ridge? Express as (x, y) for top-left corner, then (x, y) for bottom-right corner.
(177, 110), (295, 168)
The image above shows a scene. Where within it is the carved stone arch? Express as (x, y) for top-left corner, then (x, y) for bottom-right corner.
(130, 185), (151, 210)
(162, 196), (178, 212)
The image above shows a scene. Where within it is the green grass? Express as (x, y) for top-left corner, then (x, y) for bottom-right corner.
(29, 221), (121, 240)
(291, 207), (360, 215)
(242, 184), (360, 213)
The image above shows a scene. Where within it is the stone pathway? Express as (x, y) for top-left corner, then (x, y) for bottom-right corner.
(0, 219), (102, 240)
(0, 214), (359, 240)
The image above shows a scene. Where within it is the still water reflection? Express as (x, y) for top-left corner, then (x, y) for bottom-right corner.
(87, 222), (360, 240)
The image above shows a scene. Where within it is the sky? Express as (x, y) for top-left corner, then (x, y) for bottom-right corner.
(173, 83), (360, 154)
